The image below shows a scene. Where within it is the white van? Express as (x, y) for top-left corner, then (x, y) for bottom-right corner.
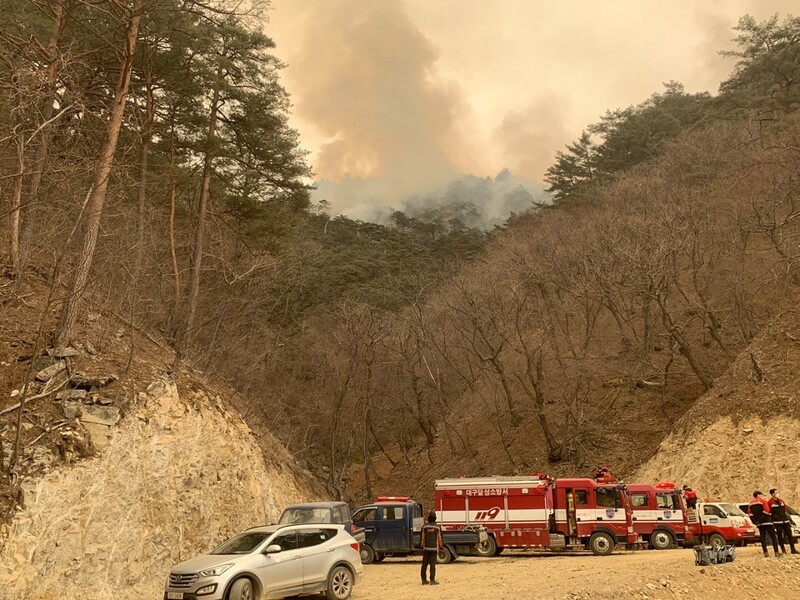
(688, 502), (758, 547)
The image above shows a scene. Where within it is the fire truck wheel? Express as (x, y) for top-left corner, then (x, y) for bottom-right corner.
(475, 536), (497, 557)
(650, 530), (674, 550)
(437, 546), (454, 564)
(589, 532), (615, 556)
(708, 533), (725, 549)
(360, 544), (375, 564)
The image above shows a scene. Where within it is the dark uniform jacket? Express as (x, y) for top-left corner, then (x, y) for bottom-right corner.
(421, 523), (443, 551)
(748, 497), (772, 525)
(768, 498), (789, 524)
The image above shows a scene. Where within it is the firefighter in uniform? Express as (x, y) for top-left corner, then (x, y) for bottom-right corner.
(682, 485), (698, 510)
(420, 512), (443, 585)
(768, 488), (798, 555)
(593, 465), (615, 483)
(749, 490), (781, 557)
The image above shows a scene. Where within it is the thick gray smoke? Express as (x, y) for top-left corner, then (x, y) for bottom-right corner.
(284, 0), (474, 209)
(314, 170), (551, 230)
(270, 0), (799, 224)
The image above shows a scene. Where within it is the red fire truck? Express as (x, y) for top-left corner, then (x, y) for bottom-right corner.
(626, 482), (691, 549)
(434, 475), (638, 556)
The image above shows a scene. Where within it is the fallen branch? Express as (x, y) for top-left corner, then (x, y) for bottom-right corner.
(0, 376), (69, 416)
(28, 421), (70, 447)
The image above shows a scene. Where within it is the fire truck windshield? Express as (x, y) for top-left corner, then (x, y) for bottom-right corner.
(656, 493), (680, 510)
(596, 487), (622, 508)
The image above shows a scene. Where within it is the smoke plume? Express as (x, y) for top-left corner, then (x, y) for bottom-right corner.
(281, 0), (477, 214)
(270, 0), (800, 220)
(493, 96), (570, 182)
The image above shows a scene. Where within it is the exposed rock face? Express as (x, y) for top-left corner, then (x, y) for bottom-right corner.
(635, 415), (800, 503)
(0, 379), (311, 599)
(635, 308), (800, 503)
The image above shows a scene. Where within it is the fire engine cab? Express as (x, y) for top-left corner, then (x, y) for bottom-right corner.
(434, 475), (637, 556)
(626, 482), (691, 549)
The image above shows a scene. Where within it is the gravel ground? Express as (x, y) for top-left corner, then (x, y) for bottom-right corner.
(352, 546), (800, 599)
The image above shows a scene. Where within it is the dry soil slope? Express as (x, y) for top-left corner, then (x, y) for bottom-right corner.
(636, 307), (800, 503)
(0, 379), (313, 600)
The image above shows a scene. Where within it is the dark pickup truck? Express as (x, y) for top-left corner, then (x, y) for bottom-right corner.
(278, 501), (366, 547)
(353, 496), (487, 564)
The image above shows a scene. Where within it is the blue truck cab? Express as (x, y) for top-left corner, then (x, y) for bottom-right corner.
(353, 496), (486, 564)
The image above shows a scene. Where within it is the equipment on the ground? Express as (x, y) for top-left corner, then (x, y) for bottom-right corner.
(693, 543), (736, 566)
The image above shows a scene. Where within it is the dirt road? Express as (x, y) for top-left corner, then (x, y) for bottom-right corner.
(352, 547), (800, 599)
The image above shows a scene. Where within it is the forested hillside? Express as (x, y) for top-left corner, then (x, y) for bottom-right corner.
(0, 0), (489, 509)
(2, 3), (800, 509)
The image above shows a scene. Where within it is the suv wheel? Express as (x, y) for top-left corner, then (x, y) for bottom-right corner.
(227, 577), (254, 600)
(325, 565), (353, 600)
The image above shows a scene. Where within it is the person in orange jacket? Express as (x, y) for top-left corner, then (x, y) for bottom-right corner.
(768, 488), (798, 555)
(749, 490), (781, 557)
(682, 485), (698, 510)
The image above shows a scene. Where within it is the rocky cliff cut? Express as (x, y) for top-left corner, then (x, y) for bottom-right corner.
(635, 307), (800, 503)
(0, 378), (312, 600)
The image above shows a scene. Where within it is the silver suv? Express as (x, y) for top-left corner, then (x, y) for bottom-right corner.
(164, 523), (363, 600)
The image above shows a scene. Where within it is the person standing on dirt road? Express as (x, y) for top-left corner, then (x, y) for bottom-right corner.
(768, 488), (798, 555)
(421, 512), (443, 585)
(682, 485), (698, 510)
(749, 490), (781, 557)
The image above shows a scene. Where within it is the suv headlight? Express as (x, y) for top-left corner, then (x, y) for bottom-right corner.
(199, 564), (233, 577)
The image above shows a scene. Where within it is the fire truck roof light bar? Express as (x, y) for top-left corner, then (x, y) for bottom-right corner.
(435, 477), (546, 488)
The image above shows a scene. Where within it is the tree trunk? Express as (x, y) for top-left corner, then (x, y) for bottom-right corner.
(18, 0), (69, 271)
(656, 294), (713, 391)
(164, 109), (182, 340)
(523, 352), (562, 461)
(168, 169), (180, 326)
(134, 76), (154, 282)
(490, 356), (520, 425)
(177, 75), (221, 361)
(9, 131), (24, 276)
(643, 291), (655, 354)
(56, 0), (143, 346)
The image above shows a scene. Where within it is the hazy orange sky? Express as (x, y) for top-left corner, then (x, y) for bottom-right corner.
(266, 1), (795, 200)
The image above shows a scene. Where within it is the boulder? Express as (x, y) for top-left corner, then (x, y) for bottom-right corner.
(62, 400), (81, 420)
(56, 389), (88, 402)
(30, 356), (55, 371)
(70, 372), (118, 389)
(80, 405), (121, 427)
(36, 361), (66, 382)
(47, 347), (80, 359)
